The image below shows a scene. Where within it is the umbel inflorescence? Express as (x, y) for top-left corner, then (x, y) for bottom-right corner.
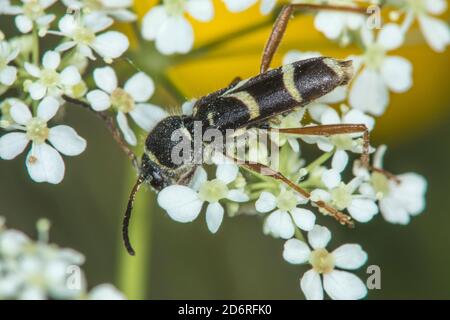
(0, 0), (443, 300)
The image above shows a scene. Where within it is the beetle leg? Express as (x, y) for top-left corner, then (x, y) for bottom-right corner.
(269, 124), (370, 167)
(231, 158), (354, 227)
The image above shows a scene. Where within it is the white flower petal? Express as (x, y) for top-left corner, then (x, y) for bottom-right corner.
(79, 45), (95, 60)
(314, 12), (345, 40)
(342, 110), (375, 131)
(332, 150), (349, 173)
(379, 197), (410, 224)
(84, 12), (113, 33)
(91, 31), (129, 59)
(377, 23), (404, 50)
(310, 189), (332, 203)
(308, 225), (331, 250)
(283, 50), (320, 65)
(42, 51), (61, 70)
(349, 68), (388, 116)
(223, 0), (257, 12)
(24, 63), (41, 78)
(255, 191), (277, 213)
(110, 9), (137, 22)
(116, 112), (136, 146)
(290, 208), (316, 232)
(182, 100), (195, 116)
(28, 82), (47, 100)
(157, 185), (203, 223)
(264, 210), (295, 239)
(141, 6), (167, 40)
(333, 244), (368, 270)
(60, 66), (81, 86)
(322, 169), (341, 189)
(317, 86), (347, 104)
(0, 132), (29, 160)
(206, 202), (224, 234)
(15, 15), (33, 33)
(185, 0), (214, 22)
(300, 269), (324, 300)
(0, 230), (30, 256)
(124, 72), (154, 102)
(0, 66), (17, 86)
(308, 104), (329, 123)
(418, 14), (449, 52)
(48, 125), (87, 156)
(55, 41), (76, 53)
(89, 284), (125, 300)
(58, 14), (77, 35)
(320, 107), (341, 125)
(155, 16), (194, 55)
(283, 238), (311, 264)
(37, 96), (60, 121)
(381, 56), (413, 93)
(288, 138), (299, 153)
(260, 0), (276, 15)
(348, 198), (378, 223)
(93, 66), (117, 93)
(216, 163), (238, 184)
(323, 270), (367, 300)
(226, 189), (249, 202)
(10, 101), (32, 125)
(86, 90), (111, 111)
(129, 103), (167, 132)
(425, 0), (447, 14)
(26, 143), (65, 184)
(189, 166), (208, 191)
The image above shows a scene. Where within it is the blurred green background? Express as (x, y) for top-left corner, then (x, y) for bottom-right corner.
(1, 1), (450, 299)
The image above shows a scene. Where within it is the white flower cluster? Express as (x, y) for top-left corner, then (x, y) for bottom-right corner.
(150, 1), (440, 300)
(141, 0), (277, 55)
(0, 0), (166, 183)
(0, 217), (125, 300)
(0, 0), (445, 300)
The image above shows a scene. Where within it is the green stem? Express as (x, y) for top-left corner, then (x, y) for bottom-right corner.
(32, 27), (39, 65)
(304, 151), (333, 174)
(117, 161), (154, 300)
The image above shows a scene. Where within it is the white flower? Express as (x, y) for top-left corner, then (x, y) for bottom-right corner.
(256, 188), (315, 239)
(2, 0), (57, 35)
(222, 0), (276, 15)
(53, 13), (129, 61)
(0, 98), (22, 128)
(141, 0), (214, 55)
(0, 40), (19, 86)
(401, 0), (449, 52)
(86, 66), (167, 146)
(313, 0), (366, 44)
(158, 165), (249, 234)
(275, 109), (306, 153)
(349, 24), (413, 116)
(62, 0), (136, 22)
(24, 50), (82, 100)
(0, 218), (125, 300)
(0, 97), (86, 184)
(88, 284), (126, 300)
(312, 171), (379, 223)
(283, 225), (368, 300)
(356, 145), (427, 224)
(306, 104), (375, 154)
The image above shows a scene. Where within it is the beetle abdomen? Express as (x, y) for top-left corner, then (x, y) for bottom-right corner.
(193, 57), (353, 130)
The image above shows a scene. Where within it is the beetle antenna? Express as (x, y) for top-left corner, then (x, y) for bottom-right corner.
(122, 174), (146, 256)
